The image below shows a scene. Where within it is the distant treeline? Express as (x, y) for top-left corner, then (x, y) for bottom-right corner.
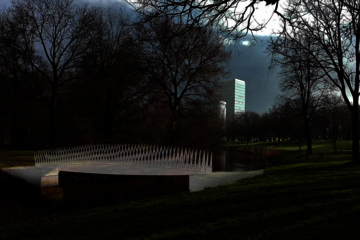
(227, 94), (352, 153)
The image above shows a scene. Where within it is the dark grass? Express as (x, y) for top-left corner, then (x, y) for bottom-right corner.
(0, 149), (34, 169)
(1, 168), (360, 239)
(223, 140), (353, 152)
(1, 143), (360, 239)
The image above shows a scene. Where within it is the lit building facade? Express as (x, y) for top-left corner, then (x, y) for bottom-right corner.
(220, 79), (245, 120)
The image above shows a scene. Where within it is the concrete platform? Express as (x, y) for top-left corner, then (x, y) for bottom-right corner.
(2, 164), (263, 190)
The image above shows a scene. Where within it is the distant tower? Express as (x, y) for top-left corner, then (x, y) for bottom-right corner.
(220, 79), (246, 121)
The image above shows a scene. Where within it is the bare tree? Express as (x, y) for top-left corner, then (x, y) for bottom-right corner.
(2, 0), (100, 147)
(0, 8), (25, 147)
(125, 0), (360, 43)
(268, 33), (333, 154)
(136, 17), (231, 144)
(234, 111), (260, 144)
(126, 0), (280, 41)
(266, 103), (293, 143)
(271, 0), (360, 162)
(321, 94), (348, 151)
(76, 7), (147, 144)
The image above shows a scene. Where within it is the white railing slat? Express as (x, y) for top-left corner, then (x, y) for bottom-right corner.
(34, 144), (212, 172)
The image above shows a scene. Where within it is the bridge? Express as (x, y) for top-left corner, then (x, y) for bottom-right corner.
(3, 144), (263, 191)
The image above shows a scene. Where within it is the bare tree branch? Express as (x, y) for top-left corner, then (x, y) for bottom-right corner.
(126, 0), (280, 41)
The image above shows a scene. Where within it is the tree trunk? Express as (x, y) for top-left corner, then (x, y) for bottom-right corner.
(306, 135), (312, 155)
(49, 93), (57, 148)
(12, 76), (19, 148)
(103, 110), (114, 144)
(351, 106), (359, 162)
(12, 108), (18, 148)
(49, 110), (56, 148)
(304, 119), (312, 155)
(164, 107), (178, 145)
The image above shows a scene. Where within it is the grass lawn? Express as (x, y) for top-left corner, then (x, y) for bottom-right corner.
(223, 139), (354, 152)
(1, 143), (360, 239)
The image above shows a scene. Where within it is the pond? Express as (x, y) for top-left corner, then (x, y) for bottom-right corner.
(213, 150), (275, 172)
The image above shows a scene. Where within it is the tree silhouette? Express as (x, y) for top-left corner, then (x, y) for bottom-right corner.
(272, 0), (360, 162)
(126, 0), (280, 41)
(76, 8), (147, 144)
(267, 32), (334, 154)
(1, 0), (100, 147)
(136, 17), (230, 144)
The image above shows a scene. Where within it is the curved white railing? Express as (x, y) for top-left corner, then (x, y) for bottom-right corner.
(34, 144), (212, 172)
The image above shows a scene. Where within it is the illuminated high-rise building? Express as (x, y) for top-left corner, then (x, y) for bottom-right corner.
(220, 79), (245, 120)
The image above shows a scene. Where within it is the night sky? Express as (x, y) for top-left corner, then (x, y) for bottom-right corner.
(0, 0), (281, 114)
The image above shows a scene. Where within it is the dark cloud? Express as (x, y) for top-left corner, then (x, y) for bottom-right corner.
(81, 0), (131, 8)
(0, 0), (11, 6)
(227, 35), (280, 114)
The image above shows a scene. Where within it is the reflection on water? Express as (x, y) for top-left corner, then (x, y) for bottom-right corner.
(213, 151), (274, 172)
